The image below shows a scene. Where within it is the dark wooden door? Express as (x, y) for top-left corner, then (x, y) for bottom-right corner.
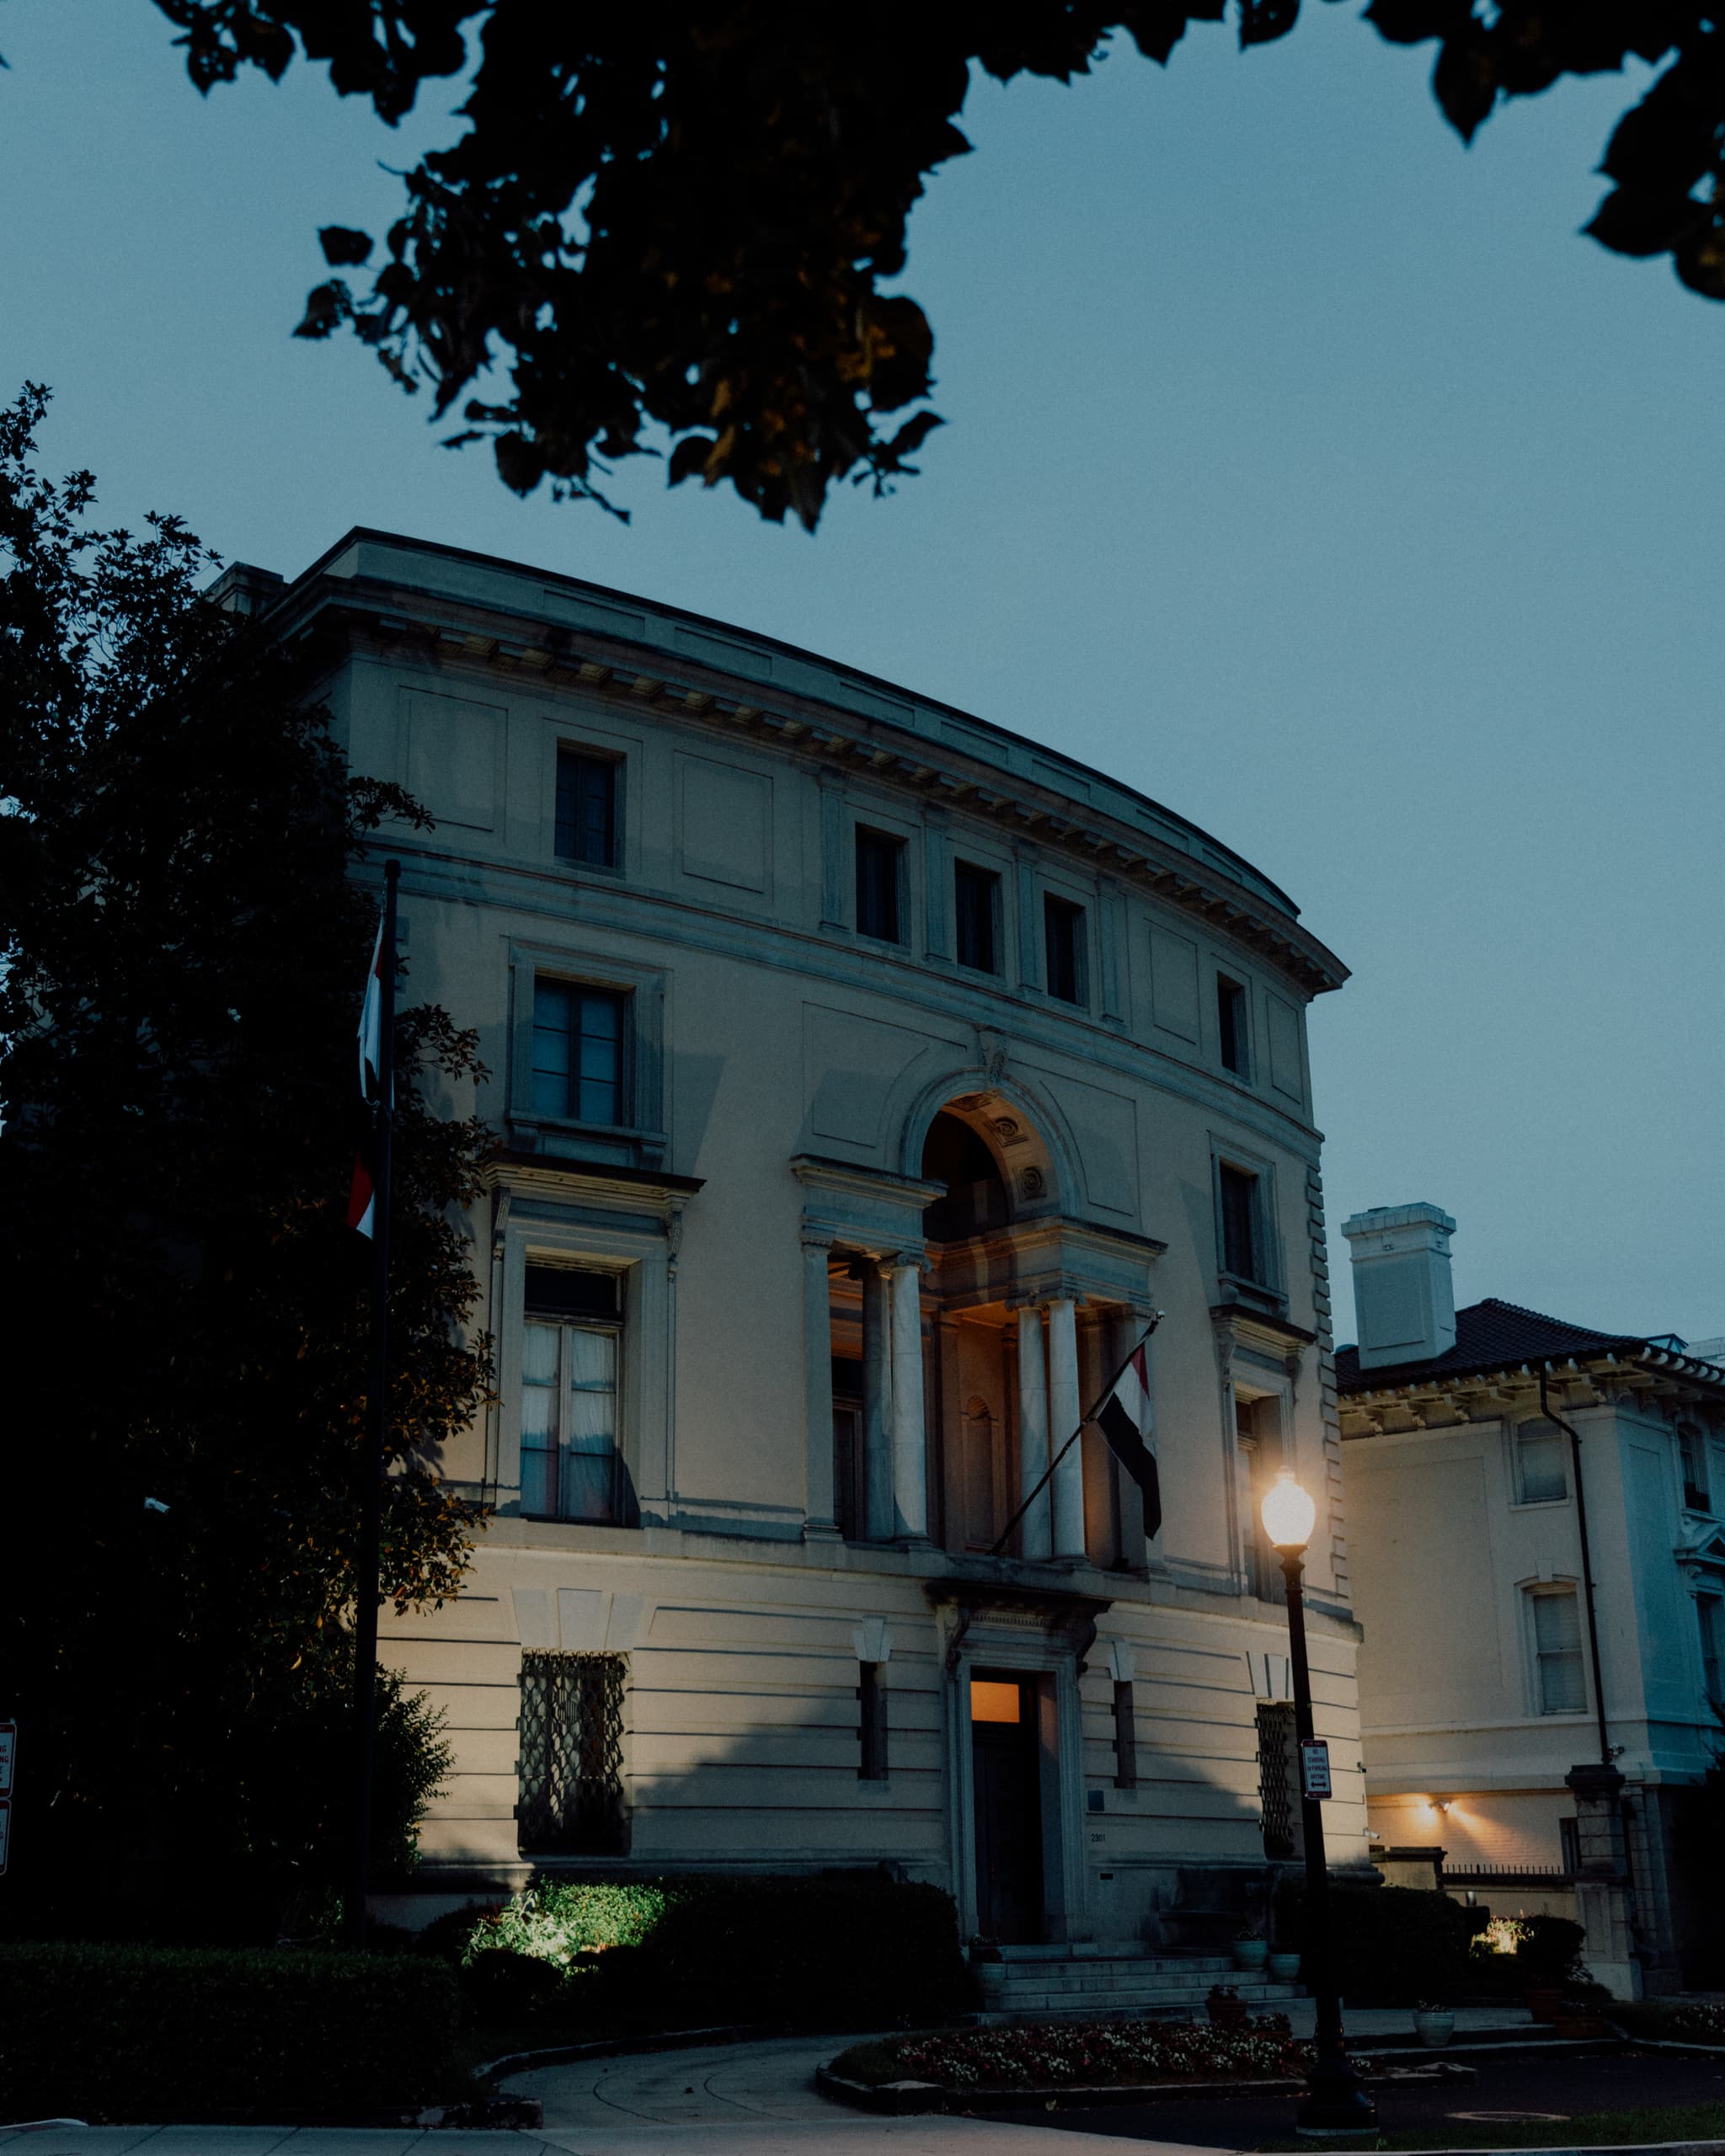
(970, 1673), (1043, 1943)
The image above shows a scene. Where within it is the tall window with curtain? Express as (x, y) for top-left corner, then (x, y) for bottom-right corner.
(520, 1265), (628, 1524)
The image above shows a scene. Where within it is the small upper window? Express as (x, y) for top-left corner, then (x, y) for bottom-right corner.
(1219, 1163), (1262, 1284)
(1680, 1422), (1711, 1514)
(1515, 1418), (1568, 1505)
(1530, 1586), (1585, 1714)
(532, 979), (626, 1125)
(556, 750), (618, 868)
(954, 862), (1000, 974)
(855, 828), (905, 942)
(1218, 977), (1250, 1077)
(1044, 895), (1086, 1005)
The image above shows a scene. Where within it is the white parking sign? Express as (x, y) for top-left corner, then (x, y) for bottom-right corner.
(1300, 1737), (1332, 1801)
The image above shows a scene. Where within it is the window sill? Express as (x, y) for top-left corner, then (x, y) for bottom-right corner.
(1215, 1276), (1285, 1315)
(1509, 1497), (1572, 1512)
(511, 1113), (667, 1170)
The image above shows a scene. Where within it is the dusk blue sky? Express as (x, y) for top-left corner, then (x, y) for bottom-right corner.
(4, 3), (1718, 1345)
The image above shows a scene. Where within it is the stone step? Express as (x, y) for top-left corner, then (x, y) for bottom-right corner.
(977, 1968), (1302, 1995)
(975, 1981), (1306, 2013)
(990, 1951), (1240, 1974)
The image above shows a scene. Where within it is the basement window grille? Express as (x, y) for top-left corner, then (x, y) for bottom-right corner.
(517, 1650), (628, 1854)
(1256, 1701), (1299, 1861)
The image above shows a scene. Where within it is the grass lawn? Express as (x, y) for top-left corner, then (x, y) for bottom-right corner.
(1262, 2101), (1725, 2150)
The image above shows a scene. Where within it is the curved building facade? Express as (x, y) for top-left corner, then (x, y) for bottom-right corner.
(238, 532), (1362, 1951)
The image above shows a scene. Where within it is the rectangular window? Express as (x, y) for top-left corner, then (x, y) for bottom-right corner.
(1219, 1163), (1261, 1283)
(531, 979), (626, 1125)
(1044, 894), (1086, 1004)
(1680, 1422), (1711, 1514)
(521, 1265), (626, 1524)
(855, 827), (905, 942)
(1559, 1816), (1581, 1875)
(858, 1662), (889, 1780)
(555, 750), (618, 868)
(1700, 1598), (1724, 1704)
(1218, 976), (1249, 1076)
(1112, 1680), (1139, 1790)
(1531, 1586), (1585, 1714)
(1516, 1418), (1569, 1505)
(953, 861), (1001, 974)
(517, 1649), (628, 1853)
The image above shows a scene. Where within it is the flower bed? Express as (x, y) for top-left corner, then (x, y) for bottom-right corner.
(835, 2013), (1309, 2092)
(1666, 2004), (1725, 2042)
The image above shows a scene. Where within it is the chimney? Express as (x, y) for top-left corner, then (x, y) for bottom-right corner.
(1341, 1203), (1457, 1369)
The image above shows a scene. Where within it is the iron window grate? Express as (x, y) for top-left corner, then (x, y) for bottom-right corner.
(1256, 1701), (1298, 1860)
(517, 1651), (628, 1854)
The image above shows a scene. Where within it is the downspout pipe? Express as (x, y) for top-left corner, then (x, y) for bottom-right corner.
(1540, 1364), (1612, 1769)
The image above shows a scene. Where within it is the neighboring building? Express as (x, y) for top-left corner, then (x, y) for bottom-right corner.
(1338, 1203), (1725, 1996)
(216, 533), (1365, 1982)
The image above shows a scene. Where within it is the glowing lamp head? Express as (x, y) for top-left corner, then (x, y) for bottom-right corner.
(1261, 1467), (1316, 1551)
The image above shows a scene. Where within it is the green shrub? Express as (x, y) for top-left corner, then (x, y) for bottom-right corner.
(461, 1873), (970, 2029)
(1275, 1881), (1479, 2007)
(1514, 1913), (1586, 1983)
(0, 1941), (462, 2120)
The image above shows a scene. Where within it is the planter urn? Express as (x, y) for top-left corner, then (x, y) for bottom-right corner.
(1413, 2009), (1456, 2048)
(1232, 1938), (1269, 1972)
(1267, 1951), (1301, 1981)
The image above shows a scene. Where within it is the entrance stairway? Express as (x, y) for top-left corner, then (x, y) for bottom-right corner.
(972, 1944), (1306, 2025)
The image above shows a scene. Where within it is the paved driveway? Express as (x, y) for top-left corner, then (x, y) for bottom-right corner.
(502, 2032), (1212, 2152)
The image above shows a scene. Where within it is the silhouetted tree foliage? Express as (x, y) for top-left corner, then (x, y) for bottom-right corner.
(142, 3), (1725, 529)
(0, 384), (490, 1935)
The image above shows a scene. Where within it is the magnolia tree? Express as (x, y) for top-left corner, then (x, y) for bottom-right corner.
(0, 385), (491, 1936)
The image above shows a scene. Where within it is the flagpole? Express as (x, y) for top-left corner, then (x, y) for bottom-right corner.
(986, 1313), (1161, 1559)
(347, 858), (398, 1945)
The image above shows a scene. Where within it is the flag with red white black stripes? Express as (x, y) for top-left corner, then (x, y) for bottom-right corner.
(346, 915), (386, 1237)
(1093, 1341), (1160, 1540)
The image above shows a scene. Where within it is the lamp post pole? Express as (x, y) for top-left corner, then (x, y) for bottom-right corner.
(1264, 1466), (1376, 2138)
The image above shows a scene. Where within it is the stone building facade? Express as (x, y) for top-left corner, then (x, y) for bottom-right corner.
(222, 532), (1363, 1958)
(1338, 1203), (1725, 1995)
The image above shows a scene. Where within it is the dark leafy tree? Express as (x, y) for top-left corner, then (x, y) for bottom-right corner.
(142, 3), (1725, 530)
(0, 384), (491, 1936)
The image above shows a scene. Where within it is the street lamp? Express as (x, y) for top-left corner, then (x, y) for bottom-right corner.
(1263, 1467), (1378, 2137)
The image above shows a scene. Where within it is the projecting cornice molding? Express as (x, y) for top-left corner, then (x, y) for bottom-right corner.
(1339, 1345), (1725, 1442)
(267, 543), (1348, 1001)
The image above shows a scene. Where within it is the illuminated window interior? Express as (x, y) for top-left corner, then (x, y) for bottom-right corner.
(970, 1678), (1023, 1724)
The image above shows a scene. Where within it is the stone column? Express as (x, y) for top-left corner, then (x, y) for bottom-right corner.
(1017, 1305), (1051, 1558)
(1047, 1296), (1086, 1559)
(800, 1231), (841, 1541)
(889, 1253), (929, 1540)
(1565, 1762), (1641, 2000)
(857, 1257), (895, 1543)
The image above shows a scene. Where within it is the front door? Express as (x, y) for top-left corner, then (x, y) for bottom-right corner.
(970, 1672), (1043, 1942)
